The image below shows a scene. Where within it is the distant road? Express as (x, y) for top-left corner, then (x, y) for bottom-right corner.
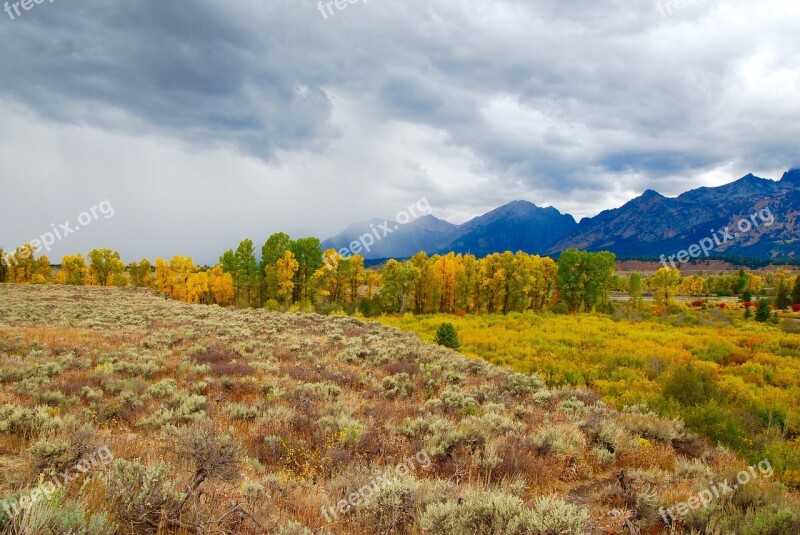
(609, 293), (740, 303)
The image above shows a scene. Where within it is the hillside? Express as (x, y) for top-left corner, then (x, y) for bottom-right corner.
(0, 285), (797, 534)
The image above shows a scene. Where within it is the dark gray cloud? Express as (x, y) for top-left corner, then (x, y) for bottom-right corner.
(0, 0), (798, 263)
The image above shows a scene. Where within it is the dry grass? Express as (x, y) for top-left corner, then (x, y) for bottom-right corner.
(0, 284), (797, 534)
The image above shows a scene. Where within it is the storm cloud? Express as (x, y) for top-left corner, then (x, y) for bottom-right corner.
(1, 0), (798, 263)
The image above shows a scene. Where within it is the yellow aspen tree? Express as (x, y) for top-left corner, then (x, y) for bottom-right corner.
(153, 258), (172, 295)
(87, 249), (125, 287)
(652, 267), (681, 307)
(57, 254), (90, 285)
(277, 250), (299, 305)
(455, 254), (478, 313)
(8, 244), (36, 283)
(366, 272), (381, 300)
(679, 275), (706, 297)
(746, 274), (764, 292)
(434, 252), (458, 313)
(410, 252), (440, 314)
(506, 252), (533, 312)
(348, 255), (365, 303)
(209, 265), (235, 306)
(311, 249), (343, 305)
(186, 271), (210, 303)
(168, 256), (199, 302)
(481, 254), (507, 313)
(31, 255), (52, 284)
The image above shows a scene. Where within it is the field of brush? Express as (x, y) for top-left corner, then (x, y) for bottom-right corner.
(376, 308), (800, 490)
(0, 285), (798, 534)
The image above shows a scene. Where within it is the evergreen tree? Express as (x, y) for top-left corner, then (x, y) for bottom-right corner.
(743, 306), (752, 320)
(755, 299), (771, 322)
(792, 277), (800, 305)
(434, 323), (461, 349)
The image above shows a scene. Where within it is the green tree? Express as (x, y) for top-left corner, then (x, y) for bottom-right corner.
(628, 272), (643, 307)
(128, 259), (153, 287)
(743, 306), (752, 320)
(289, 237), (323, 302)
(261, 232), (292, 269)
(88, 248), (125, 286)
(219, 250), (237, 275)
(556, 249), (587, 313)
(434, 323), (461, 349)
(555, 249), (615, 312)
(735, 268), (748, 295)
(775, 279), (791, 310)
(755, 299), (771, 322)
(380, 259), (419, 313)
(583, 251), (616, 310)
(261, 232), (292, 302)
(230, 240), (261, 307)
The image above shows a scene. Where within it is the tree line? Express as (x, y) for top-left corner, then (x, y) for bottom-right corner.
(2, 238), (799, 316)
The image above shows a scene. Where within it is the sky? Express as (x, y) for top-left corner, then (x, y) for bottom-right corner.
(1, 0), (799, 264)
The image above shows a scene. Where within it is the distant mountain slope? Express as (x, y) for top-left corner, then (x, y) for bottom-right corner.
(321, 215), (458, 259)
(323, 169), (800, 260)
(323, 202), (577, 259)
(443, 201), (578, 257)
(547, 170), (800, 259)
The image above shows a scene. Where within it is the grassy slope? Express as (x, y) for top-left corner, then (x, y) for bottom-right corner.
(0, 285), (796, 534)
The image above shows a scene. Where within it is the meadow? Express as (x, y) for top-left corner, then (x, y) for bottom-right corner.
(0, 284), (797, 533)
(375, 307), (800, 489)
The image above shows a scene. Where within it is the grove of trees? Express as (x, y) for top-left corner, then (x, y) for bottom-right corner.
(2, 238), (799, 317)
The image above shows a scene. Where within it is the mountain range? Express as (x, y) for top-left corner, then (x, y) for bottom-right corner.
(322, 170), (800, 260)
